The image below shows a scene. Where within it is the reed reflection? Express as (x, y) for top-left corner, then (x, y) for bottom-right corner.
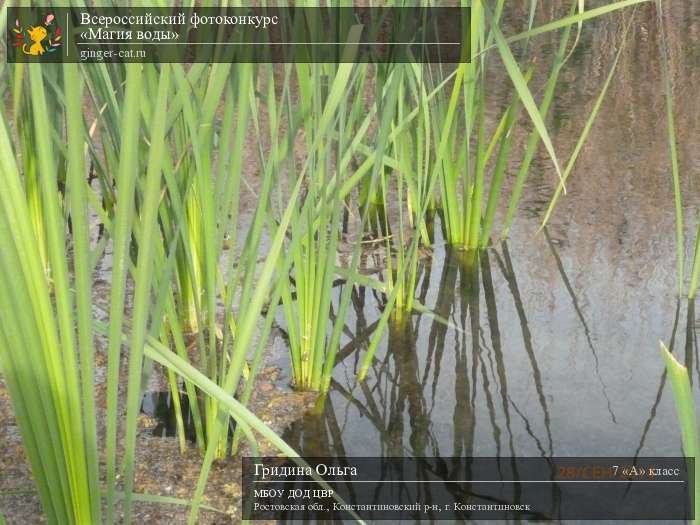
(282, 238), (569, 521)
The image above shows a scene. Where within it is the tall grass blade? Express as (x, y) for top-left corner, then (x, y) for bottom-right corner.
(63, 61), (102, 524)
(489, 8), (564, 191)
(540, 9), (634, 228)
(121, 64), (171, 523)
(656, 0), (685, 298)
(104, 64), (143, 524)
(660, 342), (699, 524)
(497, 0), (651, 49)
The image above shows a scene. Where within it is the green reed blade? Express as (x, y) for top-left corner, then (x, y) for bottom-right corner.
(489, 9), (564, 192)
(63, 61), (101, 524)
(121, 64), (170, 524)
(104, 64), (143, 525)
(501, 1), (576, 239)
(540, 10), (634, 229)
(656, 0), (685, 298)
(660, 342), (699, 524)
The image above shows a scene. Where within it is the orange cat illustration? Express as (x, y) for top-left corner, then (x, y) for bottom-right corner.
(23, 26), (48, 55)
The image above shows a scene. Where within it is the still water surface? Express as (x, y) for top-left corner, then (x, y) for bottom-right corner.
(273, 2), (700, 523)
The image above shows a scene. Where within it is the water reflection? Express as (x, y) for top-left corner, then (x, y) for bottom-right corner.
(632, 298), (699, 461)
(283, 240), (566, 522)
(543, 227), (616, 425)
(278, 232), (694, 522)
(279, 219), (699, 522)
(274, 3), (700, 522)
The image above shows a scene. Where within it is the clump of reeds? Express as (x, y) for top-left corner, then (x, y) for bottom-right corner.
(0, 1), (663, 524)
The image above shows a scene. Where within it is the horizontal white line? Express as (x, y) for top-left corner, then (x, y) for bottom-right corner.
(76, 42), (461, 45)
(254, 480), (685, 483)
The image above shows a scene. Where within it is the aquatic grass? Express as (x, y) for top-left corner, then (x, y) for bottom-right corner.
(650, 0), (700, 302)
(0, 56), (335, 524)
(284, 55), (448, 390)
(125, 49), (372, 519)
(3, 6), (410, 524)
(0, 62), (99, 523)
(164, 63), (236, 460)
(183, 161), (309, 523)
(126, 62), (269, 466)
(434, 0), (557, 249)
(103, 63), (143, 525)
(655, 0), (691, 299)
(277, 31), (378, 392)
(38, 56), (243, 522)
(78, 60), (289, 521)
(0, 2), (672, 524)
(357, 62), (469, 379)
(432, 0), (651, 248)
(502, 1), (578, 238)
(356, 0), (649, 383)
(444, 2), (544, 247)
(660, 343), (699, 524)
(373, 63), (438, 319)
(580, 0), (696, 302)
(541, 4), (637, 228)
(328, 64), (469, 327)
(119, 63), (171, 521)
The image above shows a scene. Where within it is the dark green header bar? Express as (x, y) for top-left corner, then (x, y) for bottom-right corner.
(7, 7), (471, 63)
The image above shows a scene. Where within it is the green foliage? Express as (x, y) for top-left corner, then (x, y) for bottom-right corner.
(0, 63), (99, 524)
(0, 1), (663, 524)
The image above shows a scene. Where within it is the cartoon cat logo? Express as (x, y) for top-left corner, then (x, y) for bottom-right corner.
(13, 13), (62, 56)
(24, 25), (48, 55)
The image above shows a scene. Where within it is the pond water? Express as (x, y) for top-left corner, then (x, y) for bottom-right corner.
(270, 2), (700, 523)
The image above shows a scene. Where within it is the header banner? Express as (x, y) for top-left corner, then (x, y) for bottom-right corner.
(7, 6), (471, 63)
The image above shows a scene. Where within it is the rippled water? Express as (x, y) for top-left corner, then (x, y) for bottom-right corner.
(273, 2), (700, 523)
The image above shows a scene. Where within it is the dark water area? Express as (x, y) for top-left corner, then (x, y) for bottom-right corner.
(271, 2), (700, 523)
(141, 391), (237, 443)
(141, 391), (200, 442)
